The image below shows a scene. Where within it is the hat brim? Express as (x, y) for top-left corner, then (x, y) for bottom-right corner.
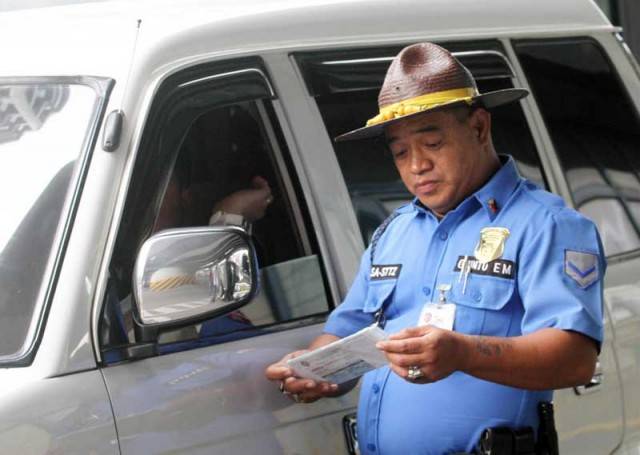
(334, 88), (529, 142)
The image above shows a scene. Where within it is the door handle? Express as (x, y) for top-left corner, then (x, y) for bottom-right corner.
(573, 360), (603, 395)
(343, 413), (359, 455)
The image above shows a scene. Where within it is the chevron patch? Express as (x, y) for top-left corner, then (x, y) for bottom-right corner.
(564, 250), (599, 289)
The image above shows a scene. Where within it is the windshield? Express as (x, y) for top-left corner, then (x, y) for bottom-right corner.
(0, 81), (102, 361)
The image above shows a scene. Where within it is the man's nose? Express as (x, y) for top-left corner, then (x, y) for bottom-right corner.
(409, 148), (432, 174)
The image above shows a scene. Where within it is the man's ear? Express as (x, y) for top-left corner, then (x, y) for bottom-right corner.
(470, 108), (491, 145)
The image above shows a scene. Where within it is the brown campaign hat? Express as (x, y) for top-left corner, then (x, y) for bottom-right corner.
(335, 42), (529, 142)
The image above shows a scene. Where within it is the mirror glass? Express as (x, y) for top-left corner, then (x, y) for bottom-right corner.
(133, 227), (257, 326)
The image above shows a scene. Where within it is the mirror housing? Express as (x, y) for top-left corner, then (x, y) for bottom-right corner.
(132, 226), (258, 334)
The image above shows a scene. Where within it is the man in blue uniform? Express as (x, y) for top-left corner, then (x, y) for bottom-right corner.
(265, 42), (604, 454)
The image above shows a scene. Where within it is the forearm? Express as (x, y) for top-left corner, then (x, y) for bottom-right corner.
(309, 333), (339, 350)
(459, 328), (597, 390)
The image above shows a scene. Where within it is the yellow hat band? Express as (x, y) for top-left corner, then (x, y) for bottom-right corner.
(366, 87), (477, 127)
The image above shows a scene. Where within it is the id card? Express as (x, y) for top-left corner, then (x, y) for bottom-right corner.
(417, 302), (456, 331)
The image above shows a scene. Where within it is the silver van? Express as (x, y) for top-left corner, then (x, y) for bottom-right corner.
(1, 0), (639, 453)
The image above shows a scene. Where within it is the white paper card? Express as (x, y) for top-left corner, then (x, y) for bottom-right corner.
(417, 303), (456, 330)
(286, 325), (389, 384)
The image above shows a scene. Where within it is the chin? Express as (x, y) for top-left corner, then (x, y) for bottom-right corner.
(418, 199), (449, 215)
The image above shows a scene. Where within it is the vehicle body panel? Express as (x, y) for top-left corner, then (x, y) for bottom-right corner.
(0, 1), (638, 454)
(102, 324), (358, 454)
(0, 370), (118, 455)
(0, 0), (612, 79)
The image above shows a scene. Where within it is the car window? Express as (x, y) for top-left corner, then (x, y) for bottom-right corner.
(100, 60), (332, 362)
(514, 37), (640, 256)
(296, 41), (546, 244)
(0, 79), (109, 364)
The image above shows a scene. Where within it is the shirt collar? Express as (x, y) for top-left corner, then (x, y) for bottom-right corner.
(410, 155), (522, 221)
(473, 155), (522, 221)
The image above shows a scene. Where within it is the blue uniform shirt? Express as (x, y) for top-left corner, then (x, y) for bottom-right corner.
(324, 156), (605, 455)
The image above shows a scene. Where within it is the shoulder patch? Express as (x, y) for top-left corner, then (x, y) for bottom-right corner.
(564, 250), (599, 289)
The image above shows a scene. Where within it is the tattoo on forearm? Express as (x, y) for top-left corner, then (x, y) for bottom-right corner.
(475, 337), (510, 357)
(476, 337), (493, 356)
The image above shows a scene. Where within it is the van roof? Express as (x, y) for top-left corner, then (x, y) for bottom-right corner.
(0, 0), (612, 79)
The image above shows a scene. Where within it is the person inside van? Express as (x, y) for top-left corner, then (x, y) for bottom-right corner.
(153, 171), (273, 233)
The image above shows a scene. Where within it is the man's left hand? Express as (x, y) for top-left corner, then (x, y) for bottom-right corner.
(376, 326), (467, 384)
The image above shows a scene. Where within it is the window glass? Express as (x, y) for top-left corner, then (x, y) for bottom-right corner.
(0, 82), (100, 360)
(101, 67), (331, 360)
(298, 42), (545, 244)
(515, 38), (640, 256)
(157, 102), (329, 328)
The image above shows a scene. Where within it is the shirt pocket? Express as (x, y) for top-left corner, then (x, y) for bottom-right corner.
(363, 279), (398, 315)
(447, 273), (516, 337)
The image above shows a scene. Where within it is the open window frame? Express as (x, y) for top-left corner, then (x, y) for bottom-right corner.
(100, 58), (335, 364)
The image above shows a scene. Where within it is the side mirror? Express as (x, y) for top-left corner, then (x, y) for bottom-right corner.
(132, 226), (258, 331)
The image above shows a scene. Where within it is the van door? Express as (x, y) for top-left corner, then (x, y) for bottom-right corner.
(98, 58), (358, 454)
(512, 36), (631, 453)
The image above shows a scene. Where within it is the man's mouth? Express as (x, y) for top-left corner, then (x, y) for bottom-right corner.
(415, 180), (438, 194)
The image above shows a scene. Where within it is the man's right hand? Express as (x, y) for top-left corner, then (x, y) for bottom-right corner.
(214, 175), (273, 222)
(265, 350), (339, 403)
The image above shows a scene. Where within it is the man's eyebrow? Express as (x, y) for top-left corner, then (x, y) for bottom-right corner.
(387, 125), (440, 145)
(414, 125), (440, 134)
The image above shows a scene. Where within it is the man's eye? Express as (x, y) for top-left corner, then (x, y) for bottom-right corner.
(425, 141), (441, 149)
(392, 149), (407, 159)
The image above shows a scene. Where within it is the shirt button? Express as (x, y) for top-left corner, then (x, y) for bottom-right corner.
(473, 290), (482, 302)
(367, 443), (377, 452)
(422, 286), (431, 296)
(439, 231), (448, 240)
(372, 384), (380, 394)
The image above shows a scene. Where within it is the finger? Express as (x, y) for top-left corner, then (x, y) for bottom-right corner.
(377, 337), (424, 354)
(302, 381), (339, 399)
(266, 350), (310, 380)
(252, 175), (270, 189)
(388, 363), (435, 384)
(283, 377), (318, 394)
(387, 326), (430, 340)
(283, 378), (338, 397)
(251, 186), (271, 200)
(265, 364), (293, 380)
(385, 352), (428, 368)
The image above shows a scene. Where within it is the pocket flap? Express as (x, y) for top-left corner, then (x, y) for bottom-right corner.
(364, 280), (397, 314)
(449, 275), (515, 311)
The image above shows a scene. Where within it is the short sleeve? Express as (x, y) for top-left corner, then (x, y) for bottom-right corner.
(324, 246), (376, 338)
(518, 208), (605, 347)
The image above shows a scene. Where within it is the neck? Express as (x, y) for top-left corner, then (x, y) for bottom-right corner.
(475, 150), (501, 189)
(432, 150), (501, 220)
(465, 147), (500, 196)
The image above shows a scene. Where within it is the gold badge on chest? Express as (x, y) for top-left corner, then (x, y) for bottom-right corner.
(474, 227), (510, 264)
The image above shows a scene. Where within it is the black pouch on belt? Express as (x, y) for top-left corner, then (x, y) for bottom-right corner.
(476, 401), (558, 455)
(477, 426), (535, 455)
